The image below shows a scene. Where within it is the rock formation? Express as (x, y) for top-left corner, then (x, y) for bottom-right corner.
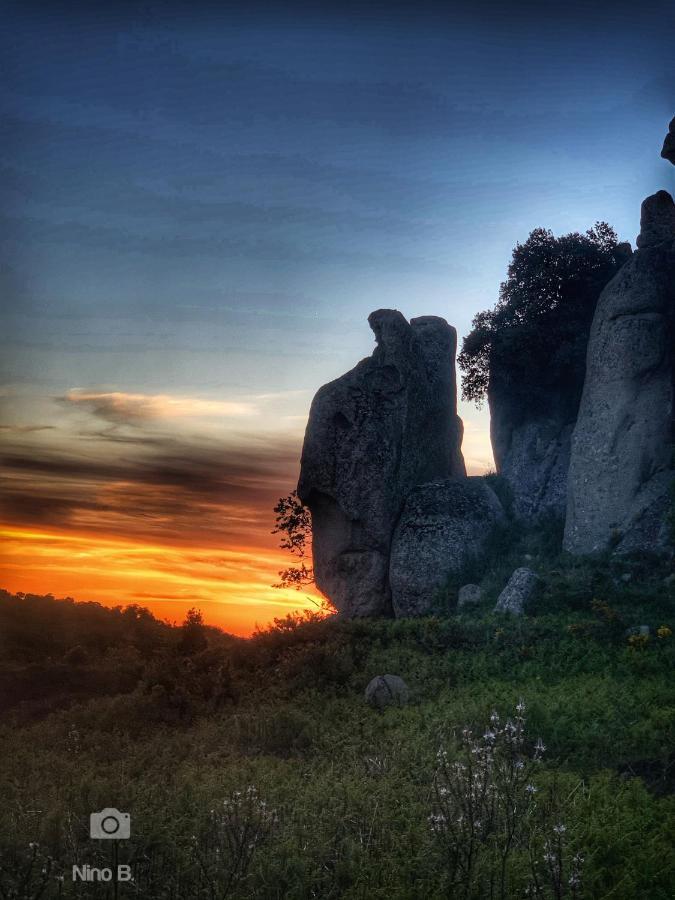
(488, 242), (632, 523)
(564, 191), (675, 554)
(389, 477), (503, 616)
(489, 382), (577, 521)
(662, 116), (675, 165)
(298, 309), (466, 617)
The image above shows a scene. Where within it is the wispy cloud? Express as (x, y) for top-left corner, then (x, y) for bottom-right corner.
(0, 424), (56, 433)
(61, 389), (257, 424)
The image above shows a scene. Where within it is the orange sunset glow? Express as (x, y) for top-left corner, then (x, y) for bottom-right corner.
(0, 386), (492, 634)
(0, 388), (329, 635)
(0, 523), (319, 637)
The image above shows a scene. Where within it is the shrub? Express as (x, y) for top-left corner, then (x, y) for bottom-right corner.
(192, 786), (277, 898)
(430, 700), (584, 898)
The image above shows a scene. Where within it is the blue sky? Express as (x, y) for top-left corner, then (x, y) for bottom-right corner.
(3, 4), (674, 455)
(0, 1), (674, 627)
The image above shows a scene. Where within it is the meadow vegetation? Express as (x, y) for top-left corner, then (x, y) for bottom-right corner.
(0, 521), (673, 898)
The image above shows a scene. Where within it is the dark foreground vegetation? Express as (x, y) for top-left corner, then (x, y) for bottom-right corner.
(0, 527), (674, 899)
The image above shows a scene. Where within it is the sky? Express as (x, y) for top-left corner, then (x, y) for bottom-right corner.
(1, 1), (674, 634)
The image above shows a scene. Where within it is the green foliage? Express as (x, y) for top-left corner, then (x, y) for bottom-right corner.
(0, 574), (673, 897)
(436, 508), (565, 613)
(458, 223), (628, 409)
(431, 702), (584, 899)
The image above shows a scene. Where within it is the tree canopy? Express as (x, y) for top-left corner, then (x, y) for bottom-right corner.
(458, 223), (629, 410)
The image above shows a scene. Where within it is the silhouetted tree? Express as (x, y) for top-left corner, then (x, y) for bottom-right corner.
(178, 607), (208, 655)
(272, 491), (314, 590)
(459, 222), (629, 410)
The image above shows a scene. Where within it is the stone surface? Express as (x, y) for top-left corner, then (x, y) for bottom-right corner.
(365, 674), (409, 709)
(564, 192), (675, 555)
(494, 567), (540, 615)
(298, 309), (466, 617)
(636, 190), (675, 249)
(489, 402), (575, 520)
(389, 477), (504, 617)
(457, 583), (482, 608)
(661, 116), (675, 165)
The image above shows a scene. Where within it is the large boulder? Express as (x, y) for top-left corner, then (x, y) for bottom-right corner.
(564, 191), (675, 555)
(389, 477), (504, 617)
(298, 310), (466, 617)
(661, 116), (675, 165)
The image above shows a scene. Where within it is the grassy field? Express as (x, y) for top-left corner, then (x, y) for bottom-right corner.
(0, 540), (674, 899)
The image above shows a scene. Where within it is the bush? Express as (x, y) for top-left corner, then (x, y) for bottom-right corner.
(430, 701), (584, 899)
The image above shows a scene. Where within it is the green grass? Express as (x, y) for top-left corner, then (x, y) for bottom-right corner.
(0, 552), (674, 898)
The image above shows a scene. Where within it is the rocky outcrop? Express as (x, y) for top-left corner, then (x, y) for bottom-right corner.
(298, 309), (466, 617)
(389, 477), (503, 616)
(494, 567), (540, 615)
(661, 116), (675, 165)
(564, 191), (675, 555)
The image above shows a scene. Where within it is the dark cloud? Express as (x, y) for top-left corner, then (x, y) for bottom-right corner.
(0, 424), (56, 433)
(0, 431), (300, 546)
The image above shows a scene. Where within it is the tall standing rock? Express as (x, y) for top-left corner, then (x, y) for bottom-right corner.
(298, 310), (466, 617)
(564, 191), (675, 554)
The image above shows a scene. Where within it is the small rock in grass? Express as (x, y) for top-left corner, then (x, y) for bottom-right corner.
(494, 567), (540, 615)
(625, 625), (651, 638)
(365, 674), (409, 709)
